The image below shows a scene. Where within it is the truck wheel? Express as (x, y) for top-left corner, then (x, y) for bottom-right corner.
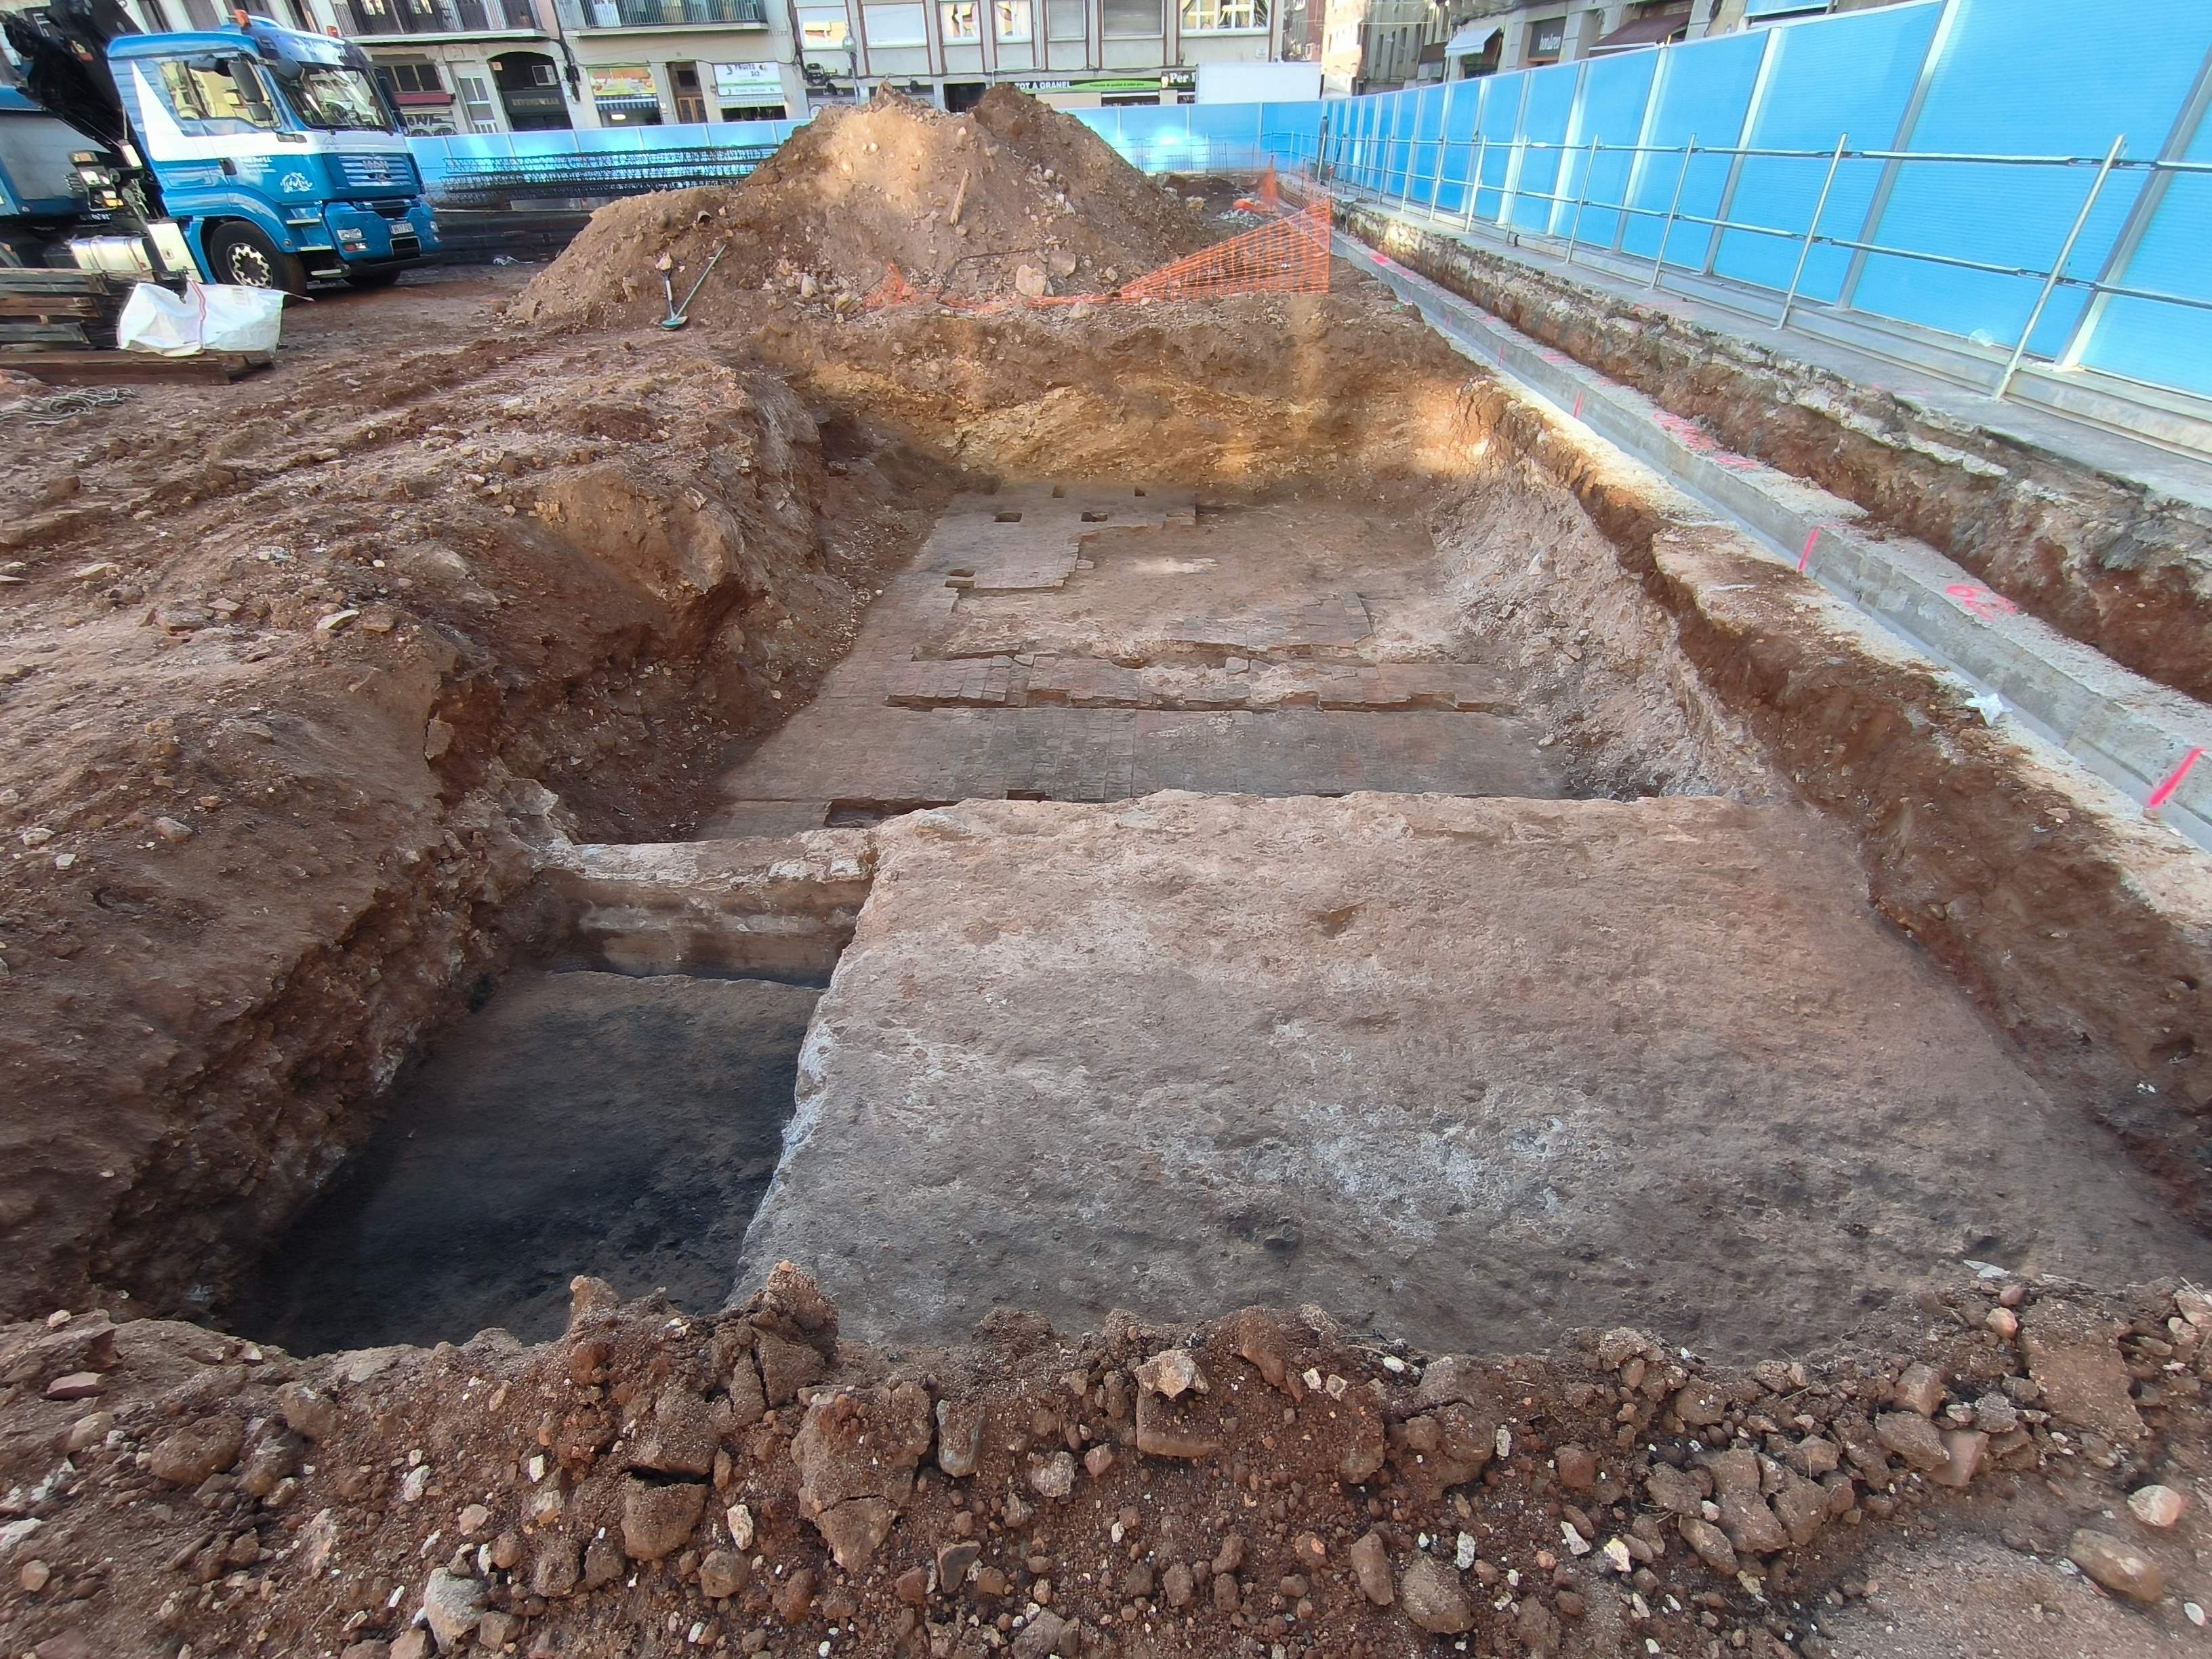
(205, 223), (306, 296)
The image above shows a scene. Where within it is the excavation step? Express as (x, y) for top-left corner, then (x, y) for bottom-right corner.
(737, 792), (2208, 1359)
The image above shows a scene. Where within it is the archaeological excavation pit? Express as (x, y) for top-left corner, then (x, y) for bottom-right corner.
(212, 441), (2207, 1368)
(9, 83), (2212, 1659)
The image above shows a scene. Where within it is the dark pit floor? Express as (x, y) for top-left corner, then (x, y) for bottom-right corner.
(230, 969), (815, 1353)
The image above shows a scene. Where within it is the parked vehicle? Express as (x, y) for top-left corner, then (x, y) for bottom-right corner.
(0, 0), (439, 292)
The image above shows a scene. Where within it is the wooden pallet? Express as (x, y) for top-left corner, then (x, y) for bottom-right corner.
(0, 268), (140, 351)
(0, 346), (272, 384)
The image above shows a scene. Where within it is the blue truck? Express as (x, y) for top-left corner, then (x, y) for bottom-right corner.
(0, 0), (438, 293)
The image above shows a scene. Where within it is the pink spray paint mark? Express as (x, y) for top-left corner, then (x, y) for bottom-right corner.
(2147, 746), (2206, 816)
(1945, 582), (2019, 622)
(1797, 527), (1820, 574)
(1572, 392), (1584, 420)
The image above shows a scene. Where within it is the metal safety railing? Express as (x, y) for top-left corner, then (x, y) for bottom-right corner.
(1319, 127), (2212, 403)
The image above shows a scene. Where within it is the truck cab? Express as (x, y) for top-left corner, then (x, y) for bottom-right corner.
(108, 20), (437, 290)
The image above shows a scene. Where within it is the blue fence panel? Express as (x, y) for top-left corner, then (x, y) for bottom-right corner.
(1714, 1), (1938, 294)
(1853, 0), (2212, 357)
(1390, 90), (1418, 197)
(1407, 83), (1446, 207)
(1565, 48), (1660, 251)
(1620, 27), (1763, 265)
(1509, 62), (1578, 231)
(1473, 71), (1523, 223)
(2081, 98), (2212, 396)
(1422, 79), (1477, 218)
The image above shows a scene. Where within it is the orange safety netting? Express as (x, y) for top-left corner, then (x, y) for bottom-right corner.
(865, 180), (1332, 312)
(1118, 192), (1332, 303)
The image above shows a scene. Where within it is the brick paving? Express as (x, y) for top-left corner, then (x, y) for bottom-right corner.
(704, 487), (1564, 831)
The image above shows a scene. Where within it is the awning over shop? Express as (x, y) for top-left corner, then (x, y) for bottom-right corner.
(1444, 22), (1500, 54)
(1590, 10), (1689, 53)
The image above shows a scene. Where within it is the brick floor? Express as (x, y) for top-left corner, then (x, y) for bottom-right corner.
(703, 491), (1564, 831)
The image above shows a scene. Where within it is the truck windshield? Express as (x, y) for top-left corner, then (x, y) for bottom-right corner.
(270, 62), (396, 133)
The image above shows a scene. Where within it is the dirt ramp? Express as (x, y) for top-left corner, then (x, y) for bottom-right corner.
(510, 87), (1217, 333)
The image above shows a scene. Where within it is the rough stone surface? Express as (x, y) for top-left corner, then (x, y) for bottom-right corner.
(739, 794), (2198, 1356)
(2067, 1530), (2165, 1603)
(1398, 1555), (1475, 1635)
(619, 1479), (707, 1562)
(420, 1567), (485, 1648)
(2129, 1484), (2188, 1528)
(2023, 1308), (2148, 1443)
(146, 1416), (246, 1486)
(1348, 1530), (1393, 1606)
(792, 1382), (934, 1570)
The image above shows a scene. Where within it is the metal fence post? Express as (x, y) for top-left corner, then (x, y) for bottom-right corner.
(1777, 134), (1848, 331)
(1650, 136), (1695, 292)
(1465, 134), (1488, 230)
(1994, 134), (2126, 400)
(1564, 137), (1598, 264)
(1429, 82), (1457, 218)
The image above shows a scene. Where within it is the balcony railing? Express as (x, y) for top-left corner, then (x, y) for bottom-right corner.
(552, 0), (767, 28)
(344, 0), (541, 35)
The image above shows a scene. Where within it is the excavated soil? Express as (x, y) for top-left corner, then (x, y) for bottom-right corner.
(4, 110), (2212, 1657)
(0, 268), (944, 1325)
(509, 85), (1215, 332)
(1343, 201), (2212, 705)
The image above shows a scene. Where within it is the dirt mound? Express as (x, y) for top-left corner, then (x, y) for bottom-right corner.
(510, 87), (1218, 333)
(5, 1267), (2207, 1659)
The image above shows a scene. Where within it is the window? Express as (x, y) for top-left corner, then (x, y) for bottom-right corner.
(863, 1), (926, 43)
(158, 56), (280, 130)
(993, 0), (1030, 37)
(1179, 0), (1262, 28)
(270, 62), (395, 130)
(387, 61), (444, 94)
(797, 5), (850, 48)
(1101, 0), (1155, 35)
(454, 70), (499, 131)
(670, 60), (707, 121)
(1046, 0), (1083, 38)
(941, 1), (979, 40)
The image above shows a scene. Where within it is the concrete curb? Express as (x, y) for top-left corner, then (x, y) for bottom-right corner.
(1337, 225), (2212, 851)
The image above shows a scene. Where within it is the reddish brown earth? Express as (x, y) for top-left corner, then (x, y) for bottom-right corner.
(3, 1267), (2210, 1659)
(0, 268), (942, 1324)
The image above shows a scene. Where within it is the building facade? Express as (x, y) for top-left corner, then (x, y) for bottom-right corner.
(305, 0), (1288, 131)
(794, 0), (1288, 112)
(1432, 0), (1906, 83)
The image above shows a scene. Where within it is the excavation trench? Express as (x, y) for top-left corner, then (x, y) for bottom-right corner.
(224, 302), (2211, 1361)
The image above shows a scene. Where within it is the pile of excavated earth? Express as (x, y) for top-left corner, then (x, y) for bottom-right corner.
(3, 85), (2212, 1659)
(509, 85), (1215, 329)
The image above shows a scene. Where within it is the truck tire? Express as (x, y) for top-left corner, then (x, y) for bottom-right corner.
(205, 222), (307, 296)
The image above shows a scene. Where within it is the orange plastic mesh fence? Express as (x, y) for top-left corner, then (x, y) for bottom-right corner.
(1258, 161), (1279, 213)
(1117, 193), (1332, 302)
(863, 187), (1332, 311)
